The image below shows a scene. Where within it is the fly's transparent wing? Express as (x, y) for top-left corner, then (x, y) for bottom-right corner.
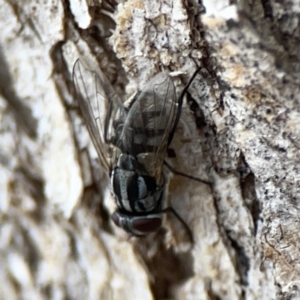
(121, 73), (177, 178)
(72, 59), (126, 172)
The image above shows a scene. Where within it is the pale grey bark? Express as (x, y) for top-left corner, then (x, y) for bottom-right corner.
(1, 0), (300, 299)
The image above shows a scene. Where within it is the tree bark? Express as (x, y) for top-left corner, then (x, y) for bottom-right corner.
(1, 0), (299, 299)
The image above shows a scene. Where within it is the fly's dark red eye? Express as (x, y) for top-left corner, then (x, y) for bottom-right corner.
(132, 217), (162, 233)
(111, 211), (162, 235)
(111, 211), (121, 227)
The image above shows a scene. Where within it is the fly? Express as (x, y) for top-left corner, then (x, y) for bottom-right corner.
(73, 58), (202, 239)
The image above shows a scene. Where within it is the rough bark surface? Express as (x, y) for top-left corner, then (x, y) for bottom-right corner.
(1, 0), (299, 299)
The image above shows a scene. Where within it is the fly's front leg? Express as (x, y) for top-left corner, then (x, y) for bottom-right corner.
(162, 206), (194, 245)
(163, 160), (213, 247)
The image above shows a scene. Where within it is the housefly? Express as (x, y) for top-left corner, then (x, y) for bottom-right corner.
(73, 58), (201, 238)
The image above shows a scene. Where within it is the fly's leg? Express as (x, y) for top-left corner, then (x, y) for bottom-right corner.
(167, 67), (202, 146)
(163, 160), (213, 245)
(164, 160), (211, 185)
(161, 206), (194, 244)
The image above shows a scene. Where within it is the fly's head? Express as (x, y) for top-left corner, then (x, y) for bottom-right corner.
(110, 153), (165, 236)
(111, 211), (163, 236)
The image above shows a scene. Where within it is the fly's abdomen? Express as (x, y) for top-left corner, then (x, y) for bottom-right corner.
(123, 101), (173, 156)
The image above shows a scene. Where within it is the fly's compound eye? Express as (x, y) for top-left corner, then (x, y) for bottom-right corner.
(112, 211), (162, 235)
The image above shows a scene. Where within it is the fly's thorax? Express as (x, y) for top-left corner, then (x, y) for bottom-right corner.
(111, 153), (164, 214)
(111, 153), (165, 235)
(136, 152), (164, 181)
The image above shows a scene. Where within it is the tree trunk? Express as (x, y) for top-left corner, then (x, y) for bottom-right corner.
(1, 0), (299, 299)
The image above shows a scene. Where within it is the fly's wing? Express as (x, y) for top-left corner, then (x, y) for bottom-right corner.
(121, 73), (177, 179)
(72, 58), (126, 172)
